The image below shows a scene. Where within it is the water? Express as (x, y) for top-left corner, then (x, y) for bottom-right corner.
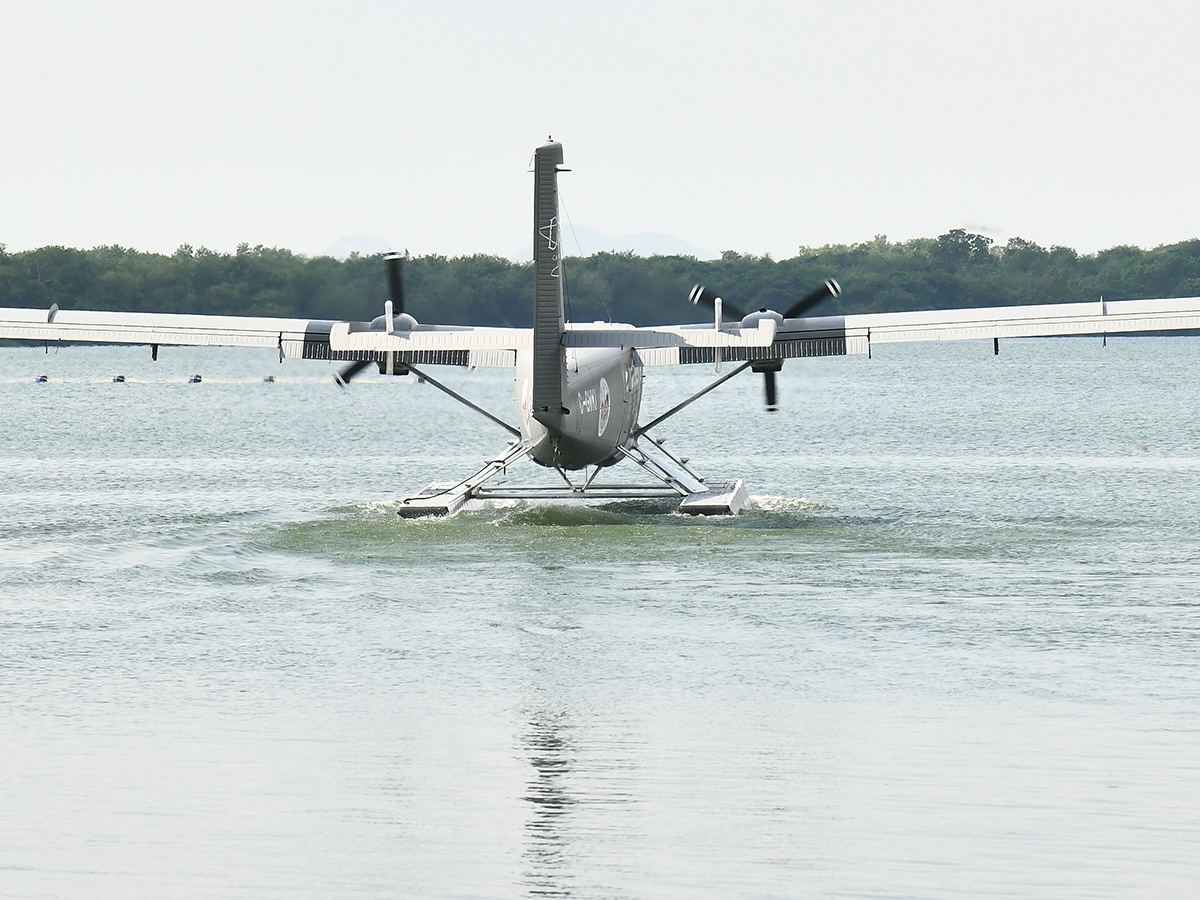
(2, 338), (1199, 898)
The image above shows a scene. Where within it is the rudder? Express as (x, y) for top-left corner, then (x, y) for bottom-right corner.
(532, 140), (566, 422)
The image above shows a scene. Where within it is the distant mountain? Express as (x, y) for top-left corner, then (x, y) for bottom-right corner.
(323, 235), (395, 259)
(513, 225), (717, 262)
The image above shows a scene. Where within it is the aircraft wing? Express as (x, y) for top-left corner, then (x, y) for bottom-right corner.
(0, 306), (522, 368)
(637, 296), (1200, 365)
(0, 305), (341, 360)
(325, 318), (778, 368)
(8, 295), (1200, 368)
(0, 305), (777, 369)
(327, 322), (529, 368)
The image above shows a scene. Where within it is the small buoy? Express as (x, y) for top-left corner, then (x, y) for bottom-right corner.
(263, 375), (275, 383)
(188, 374), (202, 383)
(35, 374), (48, 383)
(112, 375), (125, 383)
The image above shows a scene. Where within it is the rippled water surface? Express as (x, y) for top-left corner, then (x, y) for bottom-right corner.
(3, 339), (1200, 898)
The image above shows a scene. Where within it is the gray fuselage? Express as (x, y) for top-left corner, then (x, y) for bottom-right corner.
(517, 346), (643, 469)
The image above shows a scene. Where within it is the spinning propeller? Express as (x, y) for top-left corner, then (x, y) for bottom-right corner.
(336, 252), (407, 387)
(781, 279), (842, 319)
(689, 278), (841, 411)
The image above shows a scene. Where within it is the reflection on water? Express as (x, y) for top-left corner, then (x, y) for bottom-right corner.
(521, 709), (576, 897)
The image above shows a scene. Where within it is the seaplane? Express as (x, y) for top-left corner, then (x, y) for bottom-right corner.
(5, 139), (1200, 516)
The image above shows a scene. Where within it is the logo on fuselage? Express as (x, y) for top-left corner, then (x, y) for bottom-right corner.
(598, 377), (611, 436)
(573, 377), (613, 438)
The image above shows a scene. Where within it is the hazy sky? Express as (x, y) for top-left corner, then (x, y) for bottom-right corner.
(4, 1), (1200, 259)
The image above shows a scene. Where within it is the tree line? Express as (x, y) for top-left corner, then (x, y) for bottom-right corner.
(3, 231), (1200, 327)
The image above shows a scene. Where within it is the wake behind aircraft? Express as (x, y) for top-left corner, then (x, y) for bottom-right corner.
(5, 140), (1200, 516)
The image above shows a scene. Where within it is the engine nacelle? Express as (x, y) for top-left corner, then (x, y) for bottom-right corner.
(739, 308), (784, 330)
(370, 311), (419, 332)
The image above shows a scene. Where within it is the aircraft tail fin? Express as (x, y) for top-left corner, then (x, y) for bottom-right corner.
(532, 140), (566, 420)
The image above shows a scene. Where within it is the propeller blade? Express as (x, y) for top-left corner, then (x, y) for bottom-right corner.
(763, 369), (778, 412)
(385, 253), (405, 315)
(334, 359), (372, 387)
(783, 279), (842, 319)
(689, 284), (747, 320)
